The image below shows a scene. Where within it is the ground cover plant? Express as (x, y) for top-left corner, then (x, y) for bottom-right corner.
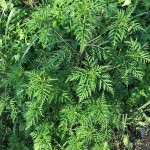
(0, 0), (150, 149)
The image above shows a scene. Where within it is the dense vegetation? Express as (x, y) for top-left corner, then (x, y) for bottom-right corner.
(0, 0), (150, 149)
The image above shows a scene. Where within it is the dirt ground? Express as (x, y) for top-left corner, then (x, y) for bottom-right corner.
(135, 130), (150, 150)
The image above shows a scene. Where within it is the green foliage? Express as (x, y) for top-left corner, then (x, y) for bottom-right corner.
(0, 0), (150, 149)
(31, 123), (53, 150)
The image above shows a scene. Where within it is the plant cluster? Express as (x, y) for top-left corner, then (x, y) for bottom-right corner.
(0, 0), (150, 149)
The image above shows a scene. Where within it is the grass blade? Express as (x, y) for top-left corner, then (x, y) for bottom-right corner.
(5, 7), (17, 47)
(20, 37), (39, 63)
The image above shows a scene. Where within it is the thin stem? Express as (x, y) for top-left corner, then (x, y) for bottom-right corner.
(87, 29), (107, 44)
(132, 11), (150, 19)
(107, 64), (122, 71)
(52, 28), (76, 53)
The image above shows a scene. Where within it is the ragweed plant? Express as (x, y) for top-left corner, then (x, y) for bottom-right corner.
(0, 0), (150, 149)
